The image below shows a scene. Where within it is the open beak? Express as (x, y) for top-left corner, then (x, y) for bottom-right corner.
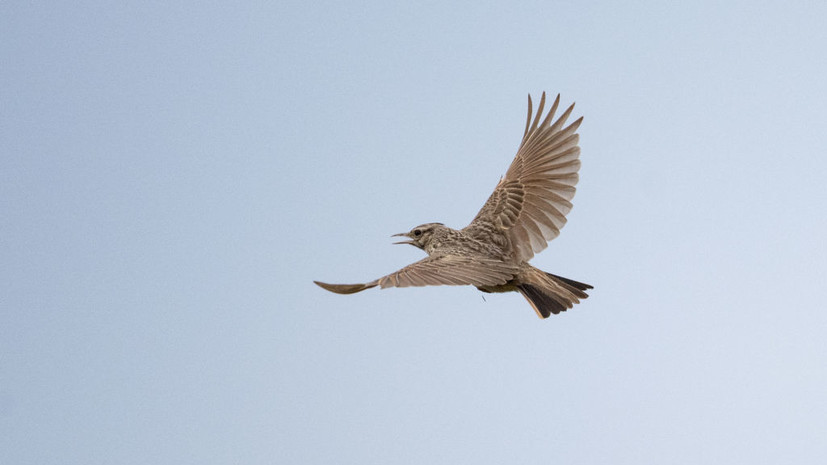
(391, 232), (413, 245)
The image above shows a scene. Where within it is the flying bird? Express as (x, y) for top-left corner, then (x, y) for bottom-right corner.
(315, 92), (592, 318)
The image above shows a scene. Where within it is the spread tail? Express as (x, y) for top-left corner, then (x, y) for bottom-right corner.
(517, 268), (593, 319)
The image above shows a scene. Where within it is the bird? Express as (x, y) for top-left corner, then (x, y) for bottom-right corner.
(314, 92), (592, 318)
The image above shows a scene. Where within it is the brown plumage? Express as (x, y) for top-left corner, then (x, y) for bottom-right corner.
(314, 92), (592, 318)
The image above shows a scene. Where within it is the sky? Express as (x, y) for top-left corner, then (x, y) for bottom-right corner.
(2, 1), (826, 464)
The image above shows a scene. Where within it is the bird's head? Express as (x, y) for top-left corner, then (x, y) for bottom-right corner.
(392, 223), (444, 250)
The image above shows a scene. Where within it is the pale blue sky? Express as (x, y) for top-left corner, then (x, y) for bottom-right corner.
(2, 1), (826, 464)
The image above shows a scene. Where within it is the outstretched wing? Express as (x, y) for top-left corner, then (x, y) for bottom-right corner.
(466, 92), (583, 262)
(314, 255), (519, 294)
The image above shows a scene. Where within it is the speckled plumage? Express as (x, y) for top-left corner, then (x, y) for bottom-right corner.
(315, 93), (593, 318)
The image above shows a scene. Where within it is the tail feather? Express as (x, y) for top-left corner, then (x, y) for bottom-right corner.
(518, 268), (593, 319)
(517, 284), (567, 318)
(546, 272), (593, 292)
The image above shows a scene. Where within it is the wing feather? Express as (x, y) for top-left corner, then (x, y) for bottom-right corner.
(377, 255), (518, 289)
(466, 92), (584, 261)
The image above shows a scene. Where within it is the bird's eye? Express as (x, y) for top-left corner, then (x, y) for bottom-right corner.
(413, 229), (422, 237)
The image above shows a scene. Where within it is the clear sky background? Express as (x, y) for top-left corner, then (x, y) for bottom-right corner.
(2, 1), (826, 464)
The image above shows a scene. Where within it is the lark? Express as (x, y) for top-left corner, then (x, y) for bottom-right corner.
(315, 92), (592, 318)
